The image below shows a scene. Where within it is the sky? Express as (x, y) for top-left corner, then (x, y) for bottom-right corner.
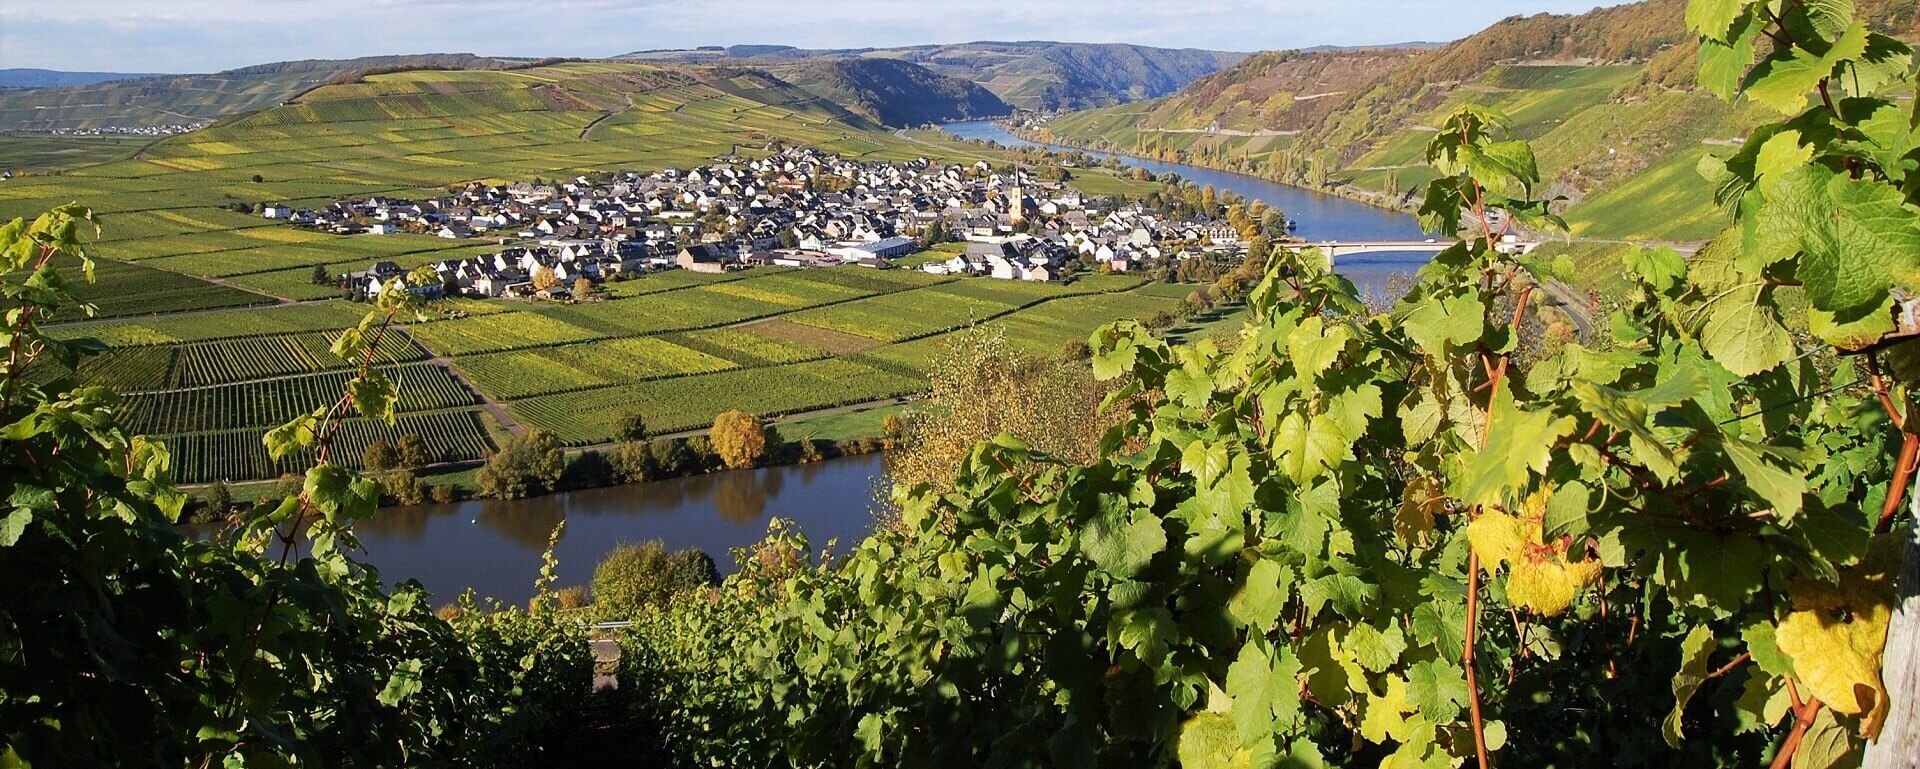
(1, 0), (1634, 74)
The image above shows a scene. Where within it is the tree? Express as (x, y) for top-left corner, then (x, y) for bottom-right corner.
(311, 265), (331, 286)
(361, 439), (397, 472)
(617, 412), (649, 442)
(709, 410), (767, 470)
(572, 277), (593, 298)
(193, 481), (232, 524)
(476, 430), (565, 499)
(589, 541), (717, 618)
(648, 438), (691, 477)
(613, 441), (656, 484)
(561, 449), (614, 490)
(395, 433), (432, 469)
(778, 228), (800, 249)
(251, 174), (264, 183)
(531, 266), (559, 291)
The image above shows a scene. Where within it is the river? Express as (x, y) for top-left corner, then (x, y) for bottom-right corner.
(938, 120), (1434, 296)
(354, 124), (1434, 605)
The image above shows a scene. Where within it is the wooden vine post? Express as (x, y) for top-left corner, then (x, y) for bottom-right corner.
(1865, 488), (1920, 768)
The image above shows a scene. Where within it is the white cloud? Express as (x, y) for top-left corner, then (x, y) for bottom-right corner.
(0, 0), (1636, 73)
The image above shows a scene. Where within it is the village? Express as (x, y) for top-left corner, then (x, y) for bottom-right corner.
(264, 146), (1265, 301)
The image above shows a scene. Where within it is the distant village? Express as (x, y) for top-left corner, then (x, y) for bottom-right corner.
(264, 147), (1266, 301)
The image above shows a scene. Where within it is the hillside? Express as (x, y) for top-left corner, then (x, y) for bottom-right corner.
(1038, 0), (1919, 248)
(770, 58), (1010, 126)
(621, 41), (1247, 111)
(0, 54), (523, 131)
(0, 68), (166, 89)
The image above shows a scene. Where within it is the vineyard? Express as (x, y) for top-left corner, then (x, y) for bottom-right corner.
(121, 363), (475, 434)
(509, 357), (924, 443)
(452, 337), (737, 400)
(162, 409), (496, 484)
(169, 331), (426, 387)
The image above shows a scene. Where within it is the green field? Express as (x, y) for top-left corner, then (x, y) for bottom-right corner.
(5, 61), (1186, 482)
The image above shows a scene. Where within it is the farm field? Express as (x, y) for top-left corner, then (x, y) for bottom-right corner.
(6, 61), (1184, 482)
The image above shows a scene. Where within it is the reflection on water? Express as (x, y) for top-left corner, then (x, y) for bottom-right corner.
(348, 454), (886, 605)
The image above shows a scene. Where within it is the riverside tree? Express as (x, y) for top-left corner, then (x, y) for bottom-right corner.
(709, 410), (767, 470)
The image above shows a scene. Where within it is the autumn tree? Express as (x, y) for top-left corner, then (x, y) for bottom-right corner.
(572, 277), (592, 297)
(476, 430), (565, 499)
(531, 266), (559, 291)
(708, 410), (767, 470)
(395, 433), (432, 469)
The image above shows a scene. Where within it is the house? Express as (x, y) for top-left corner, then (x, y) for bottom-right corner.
(676, 244), (731, 273)
(261, 205), (292, 218)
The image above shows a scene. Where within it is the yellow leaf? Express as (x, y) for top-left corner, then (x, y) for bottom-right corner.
(1177, 712), (1254, 769)
(1359, 676), (1414, 744)
(1775, 538), (1900, 738)
(1467, 510), (1528, 569)
(1395, 477), (1444, 546)
(1777, 602), (1891, 736)
(1507, 554), (1602, 616)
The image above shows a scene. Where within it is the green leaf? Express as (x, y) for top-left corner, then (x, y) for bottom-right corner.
(1699, 282), (1794, 377)
(1686, 0), (1746, 40)
(1403, 294), (1483, 354)
(1406, 658), (1469, 724)
(1228, 559), (1292, 632)
(1081, 505), (1165, 578)
(0, 508), (32, 546)
(1664, 625), (1717, 747)
(1182, 440), (1232, 489)
(1799, 174), (1920, 323)
(1721, 437), (1808, 521)
(377, 658), (425, 707)
(350, 374), (398, 425)
(1287, 315), (1347, 382)
(1452, 392), (1576, 507)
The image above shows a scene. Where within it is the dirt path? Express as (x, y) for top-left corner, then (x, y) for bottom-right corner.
(417, 343), (527, 439)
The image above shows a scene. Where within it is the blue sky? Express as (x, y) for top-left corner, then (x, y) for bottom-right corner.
(2, 0), (1634, 73)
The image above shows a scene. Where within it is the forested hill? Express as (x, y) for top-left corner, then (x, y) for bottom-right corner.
(0, 68), (166, 89)
(771, 58), (1011, 126)
(620, 41), (1248, 111)
(1039, 0), (1918, 251)
(0, 54), (526, 131)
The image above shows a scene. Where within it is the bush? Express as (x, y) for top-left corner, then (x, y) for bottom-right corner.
(396, 433), (434, 469)
(613, 441), (656, 483)
(1060, 339), (1092, 361)
(616, 412), (649, 442)
(362, 440), (397, 473)
(648, 438), (691, 476)
(540, 585), (589, 612)
(561, 449), (615, 490)
(380, 469), (426, 506)
(476, 430), (565, 499)
(709, 410), (767, 470)
(590, 541), (718, 619)
(429, 484), (458, 504)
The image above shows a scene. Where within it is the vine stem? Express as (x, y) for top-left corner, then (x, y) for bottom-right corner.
(1461, 268), (1534, 769)
(1867, 354), (1919, 535)
(1770, 680), (1824, 769)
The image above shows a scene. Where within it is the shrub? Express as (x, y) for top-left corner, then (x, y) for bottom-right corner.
(396, 433), (434, 469)
(362, 439), (397, 472)
(616, 412), (649, 442)
(561, 449), (615, 490)
(709, 410), (767, 470)
(429, 484), (458, 504)
(613, 440), (656, 483)
(590, 541), (718, 618)
(648, 438), (691, 476)
(380, 469), (426, 506)
(476, 430), (565, 499)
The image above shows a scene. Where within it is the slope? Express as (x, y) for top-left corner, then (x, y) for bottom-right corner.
(0, 54), (523, 131)
(621, 41), (1247, 111)
(1040, 0), (1918, 247)
(770, 58), (1010, 126)
(0, 69), (167, 89)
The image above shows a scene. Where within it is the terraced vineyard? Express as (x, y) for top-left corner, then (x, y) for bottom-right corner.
(171, 331), (425, 387)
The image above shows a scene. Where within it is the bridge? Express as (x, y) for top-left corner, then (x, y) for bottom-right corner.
(1304, 240), (1539, 259)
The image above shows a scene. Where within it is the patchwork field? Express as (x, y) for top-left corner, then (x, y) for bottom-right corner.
(7, 61), (1180, 481)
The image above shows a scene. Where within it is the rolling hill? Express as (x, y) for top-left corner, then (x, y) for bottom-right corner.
(770, 58), (1010, 126)
(621, 41), (1247, 111)
(0, 54), (527, 131)
(0, 69), (167, 89)
(1036, 0), (1918, 247)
